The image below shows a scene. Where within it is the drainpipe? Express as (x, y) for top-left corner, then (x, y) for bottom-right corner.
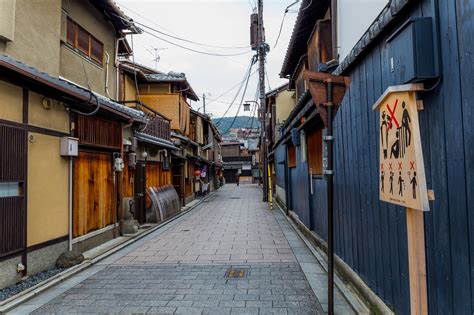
(68, 156), (73, 251)
(325, 80), (335, 315)
(105, 52), (112, 99)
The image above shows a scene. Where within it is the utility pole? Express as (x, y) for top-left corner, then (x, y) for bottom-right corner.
(203, 93), (206, 114)
(257, 0), (268, 202)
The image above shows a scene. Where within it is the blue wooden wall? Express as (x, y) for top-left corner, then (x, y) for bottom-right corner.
(274, 0), (474, 313)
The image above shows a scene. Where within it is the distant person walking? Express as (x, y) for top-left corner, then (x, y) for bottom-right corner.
(235, 172), (240, 186)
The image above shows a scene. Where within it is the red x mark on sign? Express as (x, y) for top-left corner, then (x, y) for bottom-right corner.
(398, 162), (403, 170)
(410, 161), (416, 170)
(386, 99), (400, 129)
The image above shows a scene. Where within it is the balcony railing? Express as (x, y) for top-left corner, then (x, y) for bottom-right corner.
(143, 116), (170, 140)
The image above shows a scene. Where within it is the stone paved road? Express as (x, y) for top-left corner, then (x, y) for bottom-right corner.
(26, 185), (332, 314)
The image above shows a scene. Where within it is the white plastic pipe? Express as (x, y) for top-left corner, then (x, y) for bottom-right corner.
(68, 157), (73, 251)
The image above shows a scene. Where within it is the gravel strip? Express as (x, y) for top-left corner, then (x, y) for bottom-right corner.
(0, 267), (67, 301)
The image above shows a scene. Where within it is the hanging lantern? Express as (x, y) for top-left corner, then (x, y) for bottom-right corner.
(244, 103), (251, 111)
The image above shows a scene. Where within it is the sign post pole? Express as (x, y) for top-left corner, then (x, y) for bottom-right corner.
(406, 207), (428, 315)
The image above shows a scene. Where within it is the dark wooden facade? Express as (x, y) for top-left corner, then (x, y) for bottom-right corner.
(275, 0), (474, 314)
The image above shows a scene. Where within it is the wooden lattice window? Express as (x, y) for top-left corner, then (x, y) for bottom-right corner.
(66, 17), (104, 65)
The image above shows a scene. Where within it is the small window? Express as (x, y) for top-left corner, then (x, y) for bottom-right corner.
(77, 26), (90, 55)
(0, 182), (22, 197)
(288, 143), (296, 168)
(67, 18), (76, 46)
(66, 17), (104, 65)
(307, 128), (323, 175)
(90, 36), (104, 64)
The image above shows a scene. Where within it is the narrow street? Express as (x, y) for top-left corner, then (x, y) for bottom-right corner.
(10, 184), (354, 314)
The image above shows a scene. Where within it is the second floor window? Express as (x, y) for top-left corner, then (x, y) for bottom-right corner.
(67, 17), (104, 66)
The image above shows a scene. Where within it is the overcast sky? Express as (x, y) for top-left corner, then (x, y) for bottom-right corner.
(118, 0), (298, 118)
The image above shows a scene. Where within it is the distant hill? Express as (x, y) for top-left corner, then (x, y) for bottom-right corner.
(212, 116), (260, 135)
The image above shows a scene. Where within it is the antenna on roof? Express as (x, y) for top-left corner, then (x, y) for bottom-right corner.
(145, 46), (167, 69)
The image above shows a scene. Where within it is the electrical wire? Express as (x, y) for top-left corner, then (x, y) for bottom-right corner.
(273, 11), (287, 49)
(205, 69), (258, 107)
(221, 60), (255, 134)
(301, 0), (313, 11)
(142, 29), (252, 57)
(265, 67), (272, 91)
(111, 7), (251, 50)
(215, 57), (256, 125)
(273, 1), (300, 49)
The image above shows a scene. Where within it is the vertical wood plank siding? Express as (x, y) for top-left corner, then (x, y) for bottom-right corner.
(73, 151), (116, 237)
(275, 0), (474, 313)
(75, 114), (122, 149)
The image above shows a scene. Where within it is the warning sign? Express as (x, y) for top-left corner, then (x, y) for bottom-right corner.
(373, 84), (429, 211)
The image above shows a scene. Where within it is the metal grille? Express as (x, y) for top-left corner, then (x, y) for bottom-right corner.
(225, 268), (248, 279)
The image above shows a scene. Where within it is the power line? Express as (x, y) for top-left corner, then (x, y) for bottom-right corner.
(134, 20), (251, 51)
(111, 12), (253, 57)
(205, 69), (258, 107)
(221, 64), (254, 135)
(142, 29), (253, 57)
(273, 0), (300, 49)
(215, 57), (256, 125)
(114, 3), (251, 50)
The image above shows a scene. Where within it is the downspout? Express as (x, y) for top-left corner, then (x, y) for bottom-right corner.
(115, 38), (123, 100)
(68, 112), (74, 251)
(331, 0), (338, 60)
(68, 156), (73, 251)
(105, 52), (112, 99)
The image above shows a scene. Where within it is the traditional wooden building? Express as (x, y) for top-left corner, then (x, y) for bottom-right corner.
(274, 0), (474, 313)
(0, 0), (140, 289)
(118, 61), (209, 206)
(119, 62), (179, 225)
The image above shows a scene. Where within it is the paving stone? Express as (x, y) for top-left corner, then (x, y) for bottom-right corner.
(26, 185), (328, 315)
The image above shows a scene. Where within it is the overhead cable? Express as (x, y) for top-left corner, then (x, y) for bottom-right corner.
(215, 57), (256, 126)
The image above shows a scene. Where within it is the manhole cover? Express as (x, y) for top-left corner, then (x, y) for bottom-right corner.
(225, 268), (248, 279)
(229, 197), (240, 199)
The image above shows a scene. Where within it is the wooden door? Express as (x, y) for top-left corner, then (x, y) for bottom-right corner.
(134, 162), (146, 224)
(73, 151), (116, 237)
(0, 124), (26, 258)
(171, 159), (184, 205)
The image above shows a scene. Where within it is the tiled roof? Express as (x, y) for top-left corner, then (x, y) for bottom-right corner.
(0, 54), (147, 122)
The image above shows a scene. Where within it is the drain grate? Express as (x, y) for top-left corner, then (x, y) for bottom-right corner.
(229, 197), (240, 200)
(225, 268), (248, 279)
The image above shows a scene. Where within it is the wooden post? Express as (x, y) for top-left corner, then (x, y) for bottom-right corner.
(406, 208), (428, 315)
